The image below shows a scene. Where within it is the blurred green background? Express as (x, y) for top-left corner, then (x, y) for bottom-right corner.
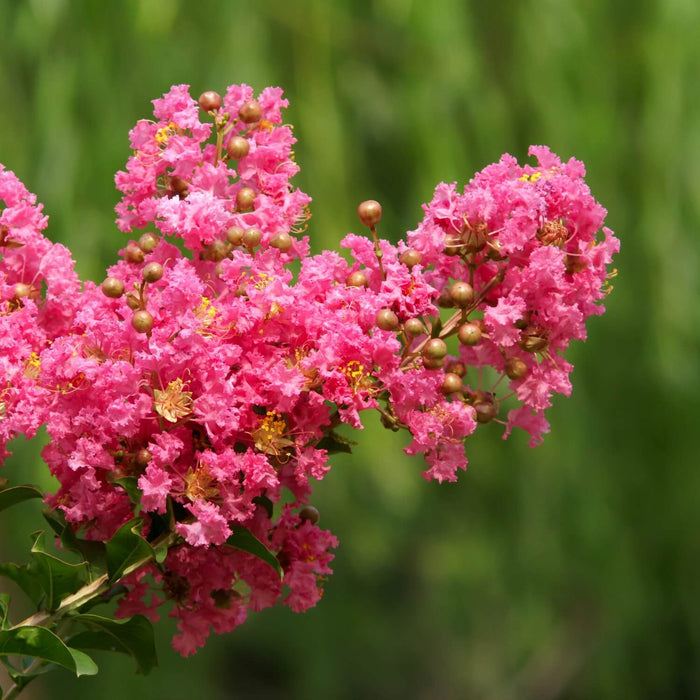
(1, 0), (699, 698)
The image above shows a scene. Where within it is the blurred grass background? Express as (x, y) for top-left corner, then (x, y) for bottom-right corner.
(1, 0), (699, 698)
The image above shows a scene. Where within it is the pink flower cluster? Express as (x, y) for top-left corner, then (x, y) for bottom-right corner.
(0, 84), (618, 655)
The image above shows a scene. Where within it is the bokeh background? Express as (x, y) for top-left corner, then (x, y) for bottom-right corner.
(1, 0), (699, 698)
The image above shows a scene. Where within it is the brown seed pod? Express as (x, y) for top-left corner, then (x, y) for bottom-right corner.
(226, 226), (245, 246)
(461, 221), (488, 254)
(441, 372), (463, 395)
(270, 232), (293, 252)
(404, 318), (425, 337)
(422, 338), (448, 360)
(446, 361), (466, 377)
(124, 244), (145, 264)
(437, 289), (455, 308)
(135, 448), (152, 468)
(443, 235), (462, 256)
(142, 262), (163, 283)
(132, 309), (154, 334)
(458, 322), (482, 346)
(473, 400), (497, 424)
(376, 308), (400, 331)
(238, 100), (262, 123)
(518, 334), (549, 354)
(357, 200), (382, 228)
(449, 281), (474, 308)
(236, 187), (256, 212)
(198, 91), (222, 112)
(101, 277), (125, 298)
(242, 227), (262, 249)
(299, 505), (320, 525)
(399, 248), (422, 269)
(203, 240), (230, 262)
(345, 270), (368, 288)
(169, 176), (189, 197)
(138, 232), (160, 253)
(226, 135), (250, 160)
(422, 356), (445, 370)
(505, 357), (528, 380)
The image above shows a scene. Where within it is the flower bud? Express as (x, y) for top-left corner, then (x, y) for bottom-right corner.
(518, 334), (549, 354)
(125, 293), (141, 310)
(242, 227), (262, 249)
(226, 226), (245, 246)
(357, 200), (382, 228)
(345, 270), (368, 288)
(449, 281), (474, 308)
(404, 318), (424, 337)
(299, 505), (320, 525)
(226, 135), (250, 160)
(458, 322), (482, 346)
(142, 262), (163, 283)
(101, 277), (125, 298)
(270, 232), (293, 252)
(486, 239), (504, 261)
(132, 309), (154, 334)
(198, 91), (222, 112)
(437, 289), (454, 308)
(138, 232), (159, 253)
(238, 100), (262, 123)
(125, 244), (145, 264)
(422, 338), (448, 360)
(376, 308), (399, 331)
(399, 249), (422, 268)
(236, 187), (256, 211)
(505, 357), (528, 380)
(441, 372), (463, 395)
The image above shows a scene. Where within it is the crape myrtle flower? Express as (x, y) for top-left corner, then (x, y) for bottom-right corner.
(0, 84), (618, 656)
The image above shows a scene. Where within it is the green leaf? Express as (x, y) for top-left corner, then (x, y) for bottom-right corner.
(105, 519), (155, 584)
(41, 509), (107, 576)
(0, 594), (10, 630)
(0, 485), (43, 513)
(225, 526), (283, 580)
(113, 477), (141, 508)
(0, 627), (98, 677)
(316, 431), (355, 455)
(30, 532), (90, 611)
(0, 563), (44, 607)
(69, 614), (157, 675)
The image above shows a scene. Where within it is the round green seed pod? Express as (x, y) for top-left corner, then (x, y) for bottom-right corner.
(346, 270), (368, 287)
(441, 372), (463, 395)
(236, 187), (256, 212)
(226, 136), (250, 160)
(198, 91), (222, 112)
(242, 227), (262, 249)
(299, 506), (320, 525)
(376, 308), (400, 331)
(142, 262), (163, 283)
(101, 277), (125, 298)
(124, 244), (145, 264)
(238, 100), (262, 123)
(505, 357), (528, 380)
(449, 281), (474, 308)
(422, 338), (448, 360)
(404, 318), (425, 337)
(138, 232), (159, 253)
(458, 322), (482, 346)
(131, 310), (154, 334)
(226, 226), (245, 246)
(357, 200), (382, 228)
(399, 249), (422, 268)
